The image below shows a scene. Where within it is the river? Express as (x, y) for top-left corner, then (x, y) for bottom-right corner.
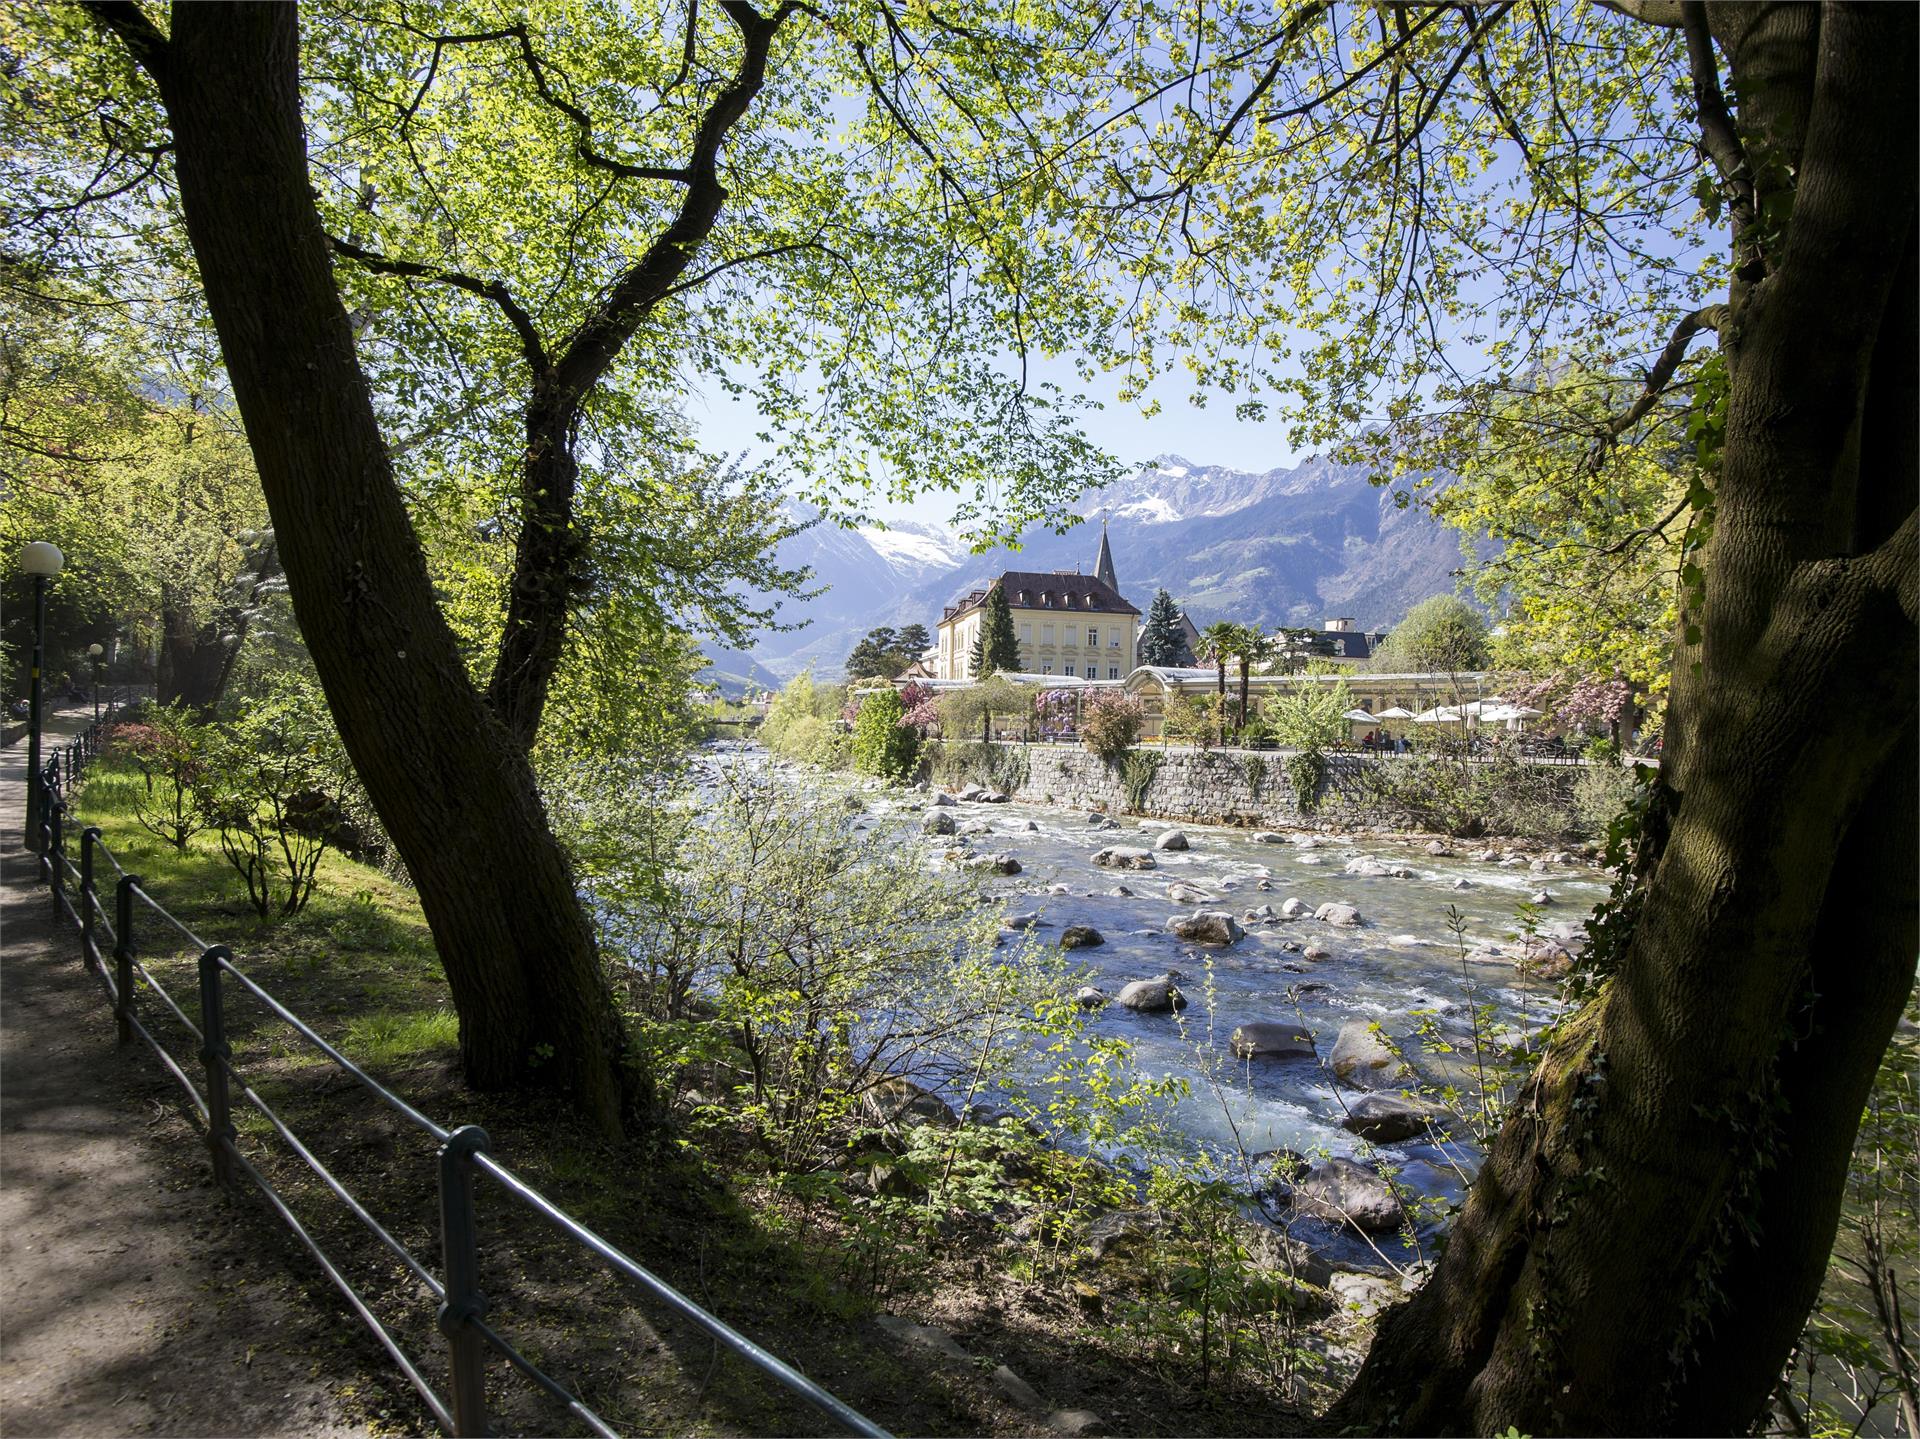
(719, 746), (1613, 1268)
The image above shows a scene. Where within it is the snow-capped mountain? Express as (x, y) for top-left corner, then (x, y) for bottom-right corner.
(705, 454), (1465, 687)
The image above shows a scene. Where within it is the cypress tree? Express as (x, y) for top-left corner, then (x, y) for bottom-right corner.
(972, 583), (1021, 675)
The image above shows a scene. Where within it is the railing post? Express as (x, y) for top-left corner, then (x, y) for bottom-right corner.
(80, 827), (101, 970)
(114, 876), (139, 1046)
(197, 946), (237, 1187)
(437, 1124), (494, 1437)
(46, 802), (64, 921)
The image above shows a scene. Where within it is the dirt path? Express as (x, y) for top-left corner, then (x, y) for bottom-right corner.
(1, 711), (384, 1438)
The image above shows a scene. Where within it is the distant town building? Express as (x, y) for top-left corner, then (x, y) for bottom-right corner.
(1272, 616), (1391, 665)
(937, 523), (1141, 680)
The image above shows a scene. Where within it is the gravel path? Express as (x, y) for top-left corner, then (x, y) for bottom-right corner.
(1, 711), (381, 1438)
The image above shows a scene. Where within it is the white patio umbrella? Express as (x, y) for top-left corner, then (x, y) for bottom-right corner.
(1376, 705), (1415, 720)
(1412, 705), (1466, 723)
(1342, 707), (1379, 722)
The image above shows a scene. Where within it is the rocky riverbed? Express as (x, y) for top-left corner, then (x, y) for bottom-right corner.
(715, 746), (1611, 1272)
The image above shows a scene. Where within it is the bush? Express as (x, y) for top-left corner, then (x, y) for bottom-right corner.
(1163, 691), (1224, 748)
(1082, 690), (1146, 761)
(200, 677), (353, 918)
(1264, 678), (1352, 751)
(928, 739), (1029, 794)
(113, 704), (214, 850)
(1572, 758), (1643, 839)
(851, 688), (919, 779)
(1284, 750), (1325, 811)
(761, 672), (851, 767)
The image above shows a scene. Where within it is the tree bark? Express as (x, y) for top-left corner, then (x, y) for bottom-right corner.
(90, 0), (638, 1134)
(1335, 5), (1918, 1432)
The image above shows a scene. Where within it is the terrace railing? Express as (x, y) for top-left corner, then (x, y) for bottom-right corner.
(29, 716), (887, 1439)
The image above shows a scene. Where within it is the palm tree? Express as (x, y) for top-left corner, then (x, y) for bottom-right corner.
(1197, 621), (1238, 748)
(1233, 626), (1276, 741)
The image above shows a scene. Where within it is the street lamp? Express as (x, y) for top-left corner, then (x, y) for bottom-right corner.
(20, 541), (65, 846)
(87, 643), (104, 723)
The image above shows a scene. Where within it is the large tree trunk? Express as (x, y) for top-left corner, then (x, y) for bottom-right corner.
(154, 594), (230, 712)
(1333, 6), (1917, 1432)
(95, 1), (638, 1134)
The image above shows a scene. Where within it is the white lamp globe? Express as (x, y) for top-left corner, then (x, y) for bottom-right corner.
(88, 643), (104, 658)
(20, 541), (64, 577)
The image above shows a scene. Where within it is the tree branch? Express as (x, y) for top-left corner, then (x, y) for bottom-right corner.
(392, 21), (692, 185)
(78, 1), (170, 86)
(1593, 0), (1684, 27)
(1680, 2), (1760, 271)
(1595, 303), (1726, 447)
(326, 235), (550, 374)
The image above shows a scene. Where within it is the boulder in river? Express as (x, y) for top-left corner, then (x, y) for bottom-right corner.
(1331, 1019), (1409, 1087)
(959, 820), (993, 836)
(859, 1077), (958, 1133)
(1253, 832), (1286, 844)
(1531, 889), (1554, 904)
(1242, 904), (1276, 923)
(1093, 845), (1157, 870)
(1061, 925), (1105, 950)
(1117, 974), (1187, 1011)
(1074, 986), (1109, 1009)
(1167, 881), (1213, 904)
(1279, 897), (1309, 919)
(1315, 901), (1364, 927)
(966, 852), (1022, 876)
(984, 789), (1011, 803)
(1345, 855), (1415, 879)
(922, 809), (957, 836)
(932, 791), (958, 807)
(1003, 911), (1047, 931)
(957, 784), (989, 801)
(1105, 885), (1134, 898)
(1168, 910), (1244, 946)
(1339, 1093), (1433, 1143)
(1230, 1021), (1316, 1061)
(1291, 1157), (1406, 1233)
(1153, 828), (1191, 851)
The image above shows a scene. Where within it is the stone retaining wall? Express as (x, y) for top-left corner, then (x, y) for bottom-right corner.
(936, 741), (1393, 829)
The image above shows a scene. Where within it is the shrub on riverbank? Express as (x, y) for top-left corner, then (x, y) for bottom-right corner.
(760, 671), (850, 767)
(851, 687), (919, 779)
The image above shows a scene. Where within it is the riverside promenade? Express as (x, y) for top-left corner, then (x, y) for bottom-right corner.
(0, 708), (374, 1437)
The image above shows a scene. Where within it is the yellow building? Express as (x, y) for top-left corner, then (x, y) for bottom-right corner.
(936, 527), (1139, 680)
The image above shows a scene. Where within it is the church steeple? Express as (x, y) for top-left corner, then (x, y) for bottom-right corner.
(1093, 516), (1118, 593)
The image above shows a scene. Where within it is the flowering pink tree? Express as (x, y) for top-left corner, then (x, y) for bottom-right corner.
(899, 681), (940, 735)
(1081, 690), (1147, 760)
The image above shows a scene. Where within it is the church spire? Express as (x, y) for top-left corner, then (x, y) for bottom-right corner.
(1094, 515), (1118, 593)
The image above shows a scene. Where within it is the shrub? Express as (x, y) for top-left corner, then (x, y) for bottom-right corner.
(1163, 691), (1224, 748)
(1284, 750), (1325, 812)
(1082, 690), (1146, 761)
(1264, 678), (1352, 751)
(761, 672), (851, 767)
(1119, 749), (1161, 812)
(851, 688), (919, 779)
(113, 705), (214, 850)
(200, 679), (352, 918)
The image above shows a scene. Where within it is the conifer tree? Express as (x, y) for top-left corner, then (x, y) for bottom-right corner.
(1138, 589), (1185, 666)
(969, 584), (1021, 676)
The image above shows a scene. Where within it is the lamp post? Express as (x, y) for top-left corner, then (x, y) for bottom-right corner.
(87, 643), (104, 723)
(20, 541), (65, 846)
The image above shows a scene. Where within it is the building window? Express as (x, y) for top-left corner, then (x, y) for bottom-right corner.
(1021, 623), (1031, 643)
(1087, 627), (1099, 647)
(1109, 666), (1120, 680)
(1042, 625), (1054, 645)
(1064, 663), (1075, 677)
(1041, 663), (1052, 674)
(1108, 628), (1120, 647)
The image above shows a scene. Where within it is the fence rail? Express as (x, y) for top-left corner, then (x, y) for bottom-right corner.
(28, 713), (887, 1439)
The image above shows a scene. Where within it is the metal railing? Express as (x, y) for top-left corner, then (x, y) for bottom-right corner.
(29, 719), (887, 1439)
